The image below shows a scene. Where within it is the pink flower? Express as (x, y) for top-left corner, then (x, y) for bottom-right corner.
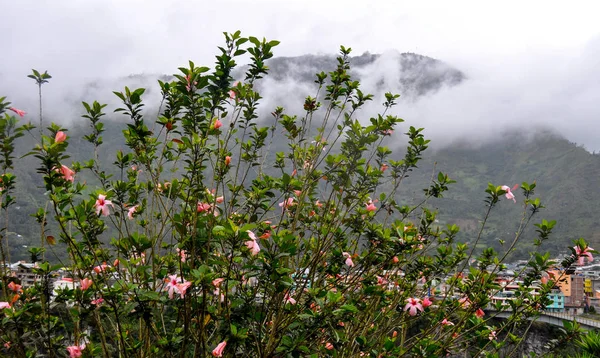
(489, 330), (497, 341)
(376, 276), (388, 286)
(441, 318), (454, 326)
(212, 278), (225, 287)
(113, 259), (120, 267)
(177, 281), (192, 298)
(66, 343), (86, 358)
(245, 231), (260, 256)
(94, 194), (113, 216)
(575, 245), (594, 265)
(93, 262), (109, 274)
(8, 107), (25, 117)
(197, 202), (211, 213)
(55, 131), (67, 143)
(59, 165), (75, 182)
(0, 302), (10, 309)
(80, 278), (93, 291)
(212, 341), (227, 357)
(325, 342), (334, 350)
(382, 129), (393, 136)
(228, 90), (236, 100)
(225, 156), (231, 166)
(380, 163), (389, 172)
(315, 200), (323, 208)
(541, 276), (549, 284)
(404, 297), (423, 316)
(279, 197), (295, 211)
(259, 231), (271, 239)
(284, 292), (296, 305)
(422, 296), (433, 308)
(176, 248), (186, 263)
(392, 256), (399, 263)
(293, 190), (302, 197)
(91, 298), (104, 305)
(216, 196), (224, 204)
(343, 252), (354, 267)
(165, 275), (180, 299)
(127, 205), (138, 220)
(365, 200), (377, 212)
(475, 308), (485, 318)
(212, 118), (223, 129)
(501, 184), (518, 203)
(459, 296), (471, 308)
(8, 282), (22, 293)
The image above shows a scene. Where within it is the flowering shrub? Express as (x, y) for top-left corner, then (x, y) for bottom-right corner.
(0, 32), (593, 357)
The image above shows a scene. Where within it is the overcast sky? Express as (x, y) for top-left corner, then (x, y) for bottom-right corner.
(2, 0), (600, 149)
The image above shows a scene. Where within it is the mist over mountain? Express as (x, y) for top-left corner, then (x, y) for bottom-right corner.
(2, 51), (598, 261)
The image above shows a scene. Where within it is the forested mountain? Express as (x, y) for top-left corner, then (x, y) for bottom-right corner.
(3, 52), (595, 261)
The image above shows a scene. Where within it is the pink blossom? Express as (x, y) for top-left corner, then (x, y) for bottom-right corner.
(212, 278), (225, 287)
(176, 248), (187, 263)
(501, 184), (518, 203)
(113, 259), (120, 267)
(259, 231), (271, 239)
(212, 118), (223, 129)
(392, 256), (399, 263)
(284, 292), (297, 305)
(441, 318), (454, 326)
(177, 281), (192, 298)
(422, 296), (433, 308)
(382, 129), (393, 136)
(59, 165), (75, 182)
(380, 163), (389, 172)
(212, 341), (227, 357)
(376, 276), (388, 286)
(0, 302), (10, 309)
(8, 282), (22, 293)
(365, 200), (377, 212)
(293, 190), (302, 197)
(94, 194), (113, 216)
(8, 107), (25, 117)
(315, 200), (323, 208)
(245, 231), (260, 256)
(489, 331), (497, 341)
(475, 308), (485, 318)
(80, 278), (93, 291)
(459, 296), (471, 308)
(279, 197), (295, 210)
(343, 252), (354, 267)
(228, 90), (236, 100)
(66, 343), (86, 358)
(216, 196), (224, 204)
(575, 245), (594, 265)
(91, 298), (104, 305)
(55, 131), (67, 143)
(197, 202), (211, 213)
(225, 156), (231, 166)
(325, 342), (334, 350)
(404, 297), (423, 316)
(127, 205), (138, 220)
(93, 263), (109, 274)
